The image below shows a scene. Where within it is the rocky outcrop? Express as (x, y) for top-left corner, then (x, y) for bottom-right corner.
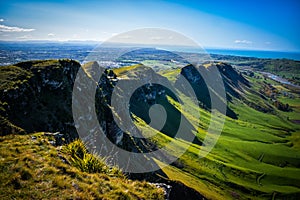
(0, 59), (80, 139)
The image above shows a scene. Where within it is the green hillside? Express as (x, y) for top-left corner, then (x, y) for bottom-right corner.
(182, 72), (298, 199)
(115, 63), (300, 199)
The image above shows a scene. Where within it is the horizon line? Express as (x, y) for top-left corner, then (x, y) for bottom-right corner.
(0, 40), (299, 53)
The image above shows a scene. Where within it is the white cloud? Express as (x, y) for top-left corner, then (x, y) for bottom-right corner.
(48, 33), (55, 37)
(0, 19), (4, 22)
(234, 40), (252, 44)
(0, 24), (35, 32)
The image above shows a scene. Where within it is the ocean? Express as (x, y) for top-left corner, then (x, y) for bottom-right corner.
(206, 48), (300, 61)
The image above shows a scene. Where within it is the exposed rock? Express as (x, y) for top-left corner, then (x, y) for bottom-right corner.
(0, 59), (80, 140)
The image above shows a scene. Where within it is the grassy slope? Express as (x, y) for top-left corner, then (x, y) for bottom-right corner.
(113, 64), (143, 78)
(133, 67), (300, 199)
(0, 133), (164, 199)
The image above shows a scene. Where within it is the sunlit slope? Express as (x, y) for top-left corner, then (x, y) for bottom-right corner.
(119, 63), (300, 199)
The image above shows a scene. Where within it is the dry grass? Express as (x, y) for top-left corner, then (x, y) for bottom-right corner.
(0, 133), (164, 199)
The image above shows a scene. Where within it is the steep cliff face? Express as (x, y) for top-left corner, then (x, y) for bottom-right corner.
(72, 62), (158, 155)
(176, 63), (240, 119)
(0, 59), (80, 138)
(0, 60), (146, 150)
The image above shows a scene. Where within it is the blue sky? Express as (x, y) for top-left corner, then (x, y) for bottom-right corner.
(0, 0), (299, 51)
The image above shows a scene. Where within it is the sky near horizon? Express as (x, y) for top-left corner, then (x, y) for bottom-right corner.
(0, 0), (299, 51)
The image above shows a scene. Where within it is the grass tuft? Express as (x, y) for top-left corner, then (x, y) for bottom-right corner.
(62, 139), (111, 173)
